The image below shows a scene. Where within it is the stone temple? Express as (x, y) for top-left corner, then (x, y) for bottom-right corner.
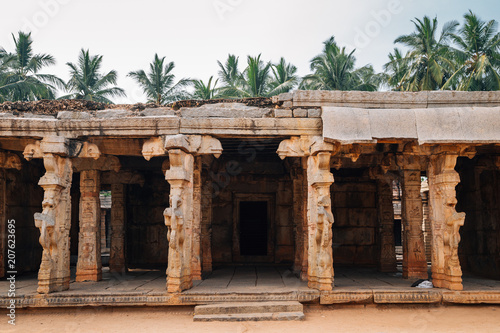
(0, 91), (499, 314)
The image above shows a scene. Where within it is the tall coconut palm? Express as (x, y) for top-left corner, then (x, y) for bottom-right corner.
(394, 16), (458, 91)
(301, 36), (379, 91)
(1, 32), (64, 101)
(238, 54), (272, 97)
(383, 48), (412, 91)
(192, 76), (219, 100)
(217, 54), (243, 98)
(128, 54), (190, 104)
(267, 57), (299, 95)
(443, 11), (500, 91)
(61, 49), (125, 103)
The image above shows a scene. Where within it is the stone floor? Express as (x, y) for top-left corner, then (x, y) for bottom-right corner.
(1, 266), (500, 307)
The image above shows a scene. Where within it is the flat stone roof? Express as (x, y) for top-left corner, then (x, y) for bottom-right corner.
(322, 106), (500, 144)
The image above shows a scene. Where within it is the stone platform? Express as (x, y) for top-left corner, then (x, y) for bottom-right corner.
(1, 267), (499, 308)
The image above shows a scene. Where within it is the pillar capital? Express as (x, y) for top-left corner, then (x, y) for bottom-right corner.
(277, 136), (338, 160)
(142, 135), (223, 161)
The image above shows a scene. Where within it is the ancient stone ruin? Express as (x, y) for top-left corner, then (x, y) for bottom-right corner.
(0, 91), (499, 309)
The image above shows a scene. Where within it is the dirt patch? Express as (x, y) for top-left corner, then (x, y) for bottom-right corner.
(2, 305), (499, 333)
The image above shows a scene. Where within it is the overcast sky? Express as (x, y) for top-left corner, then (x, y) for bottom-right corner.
(1, 0), (499, 103)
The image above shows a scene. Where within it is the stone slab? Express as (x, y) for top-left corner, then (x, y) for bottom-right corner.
(180, 118), (322, 136)
(140, 108), (176, 117)
(193, 312), (305, 321)
(275, 109), (292, 118)
(180, 103), (273, 118)
(194, 301), (302, 315)
(292, 109), (307, 117)
(292, 90), (500, 108)
(322, 106), (500, 144)
(57, 111), (92, 120)
(321, 107), (374, 143)
(96, 109), (131, 118)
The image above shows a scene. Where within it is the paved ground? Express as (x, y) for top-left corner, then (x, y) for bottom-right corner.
(2, 305), (500, 333)
(1, 266), (500, 308)
(4, 266), (499, 296)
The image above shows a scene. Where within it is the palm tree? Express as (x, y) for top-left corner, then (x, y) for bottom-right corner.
(60, 49), (125, 103)
(128, 54), (190, 104)
(443, 11), (500, 91)
(268, 57), (299, 95)
(394, 16), (458, 91)
(192, 76), (219, 100)
(217, 54), (243, 98)
(301, 36), (380, 91)
(383, 48), (412, 91)
(216, 54), (299, 98)
(1, 32), (64, 101)
(238, 54), (272, 97)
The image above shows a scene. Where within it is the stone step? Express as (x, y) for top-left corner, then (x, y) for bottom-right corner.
(194, 301), (303, 315)
(193, 311), (305, 322)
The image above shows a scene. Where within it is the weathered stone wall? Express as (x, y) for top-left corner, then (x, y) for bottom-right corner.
(126, 171), (170, 268)
(6, 158), (44, 273)
(211, 154), (294, 265)
(456, 156), (500, 280)
(331, 169), (378, 266)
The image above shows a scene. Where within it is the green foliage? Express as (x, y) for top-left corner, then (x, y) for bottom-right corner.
(192, 76), (220, 100)
(0, 32), (64, 102)
(301, 36), (381, 91)
(215, 54), (298, 98)
(444, 11), (500, 91)
(61, 49), (125, 103)
(128, 54), (190, 104)
(391, 16), (458, 91)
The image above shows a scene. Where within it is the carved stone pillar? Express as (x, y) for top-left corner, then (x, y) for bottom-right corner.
(400, 154), (428, 279)
(110, 183), (126, 273)
(277, 136), (336, 291)
(428, 153), (465, 290)
(164, 149), (194, 292)
(376, 179), (397, 272)
(143, 135), (222, 293)
(201, 163), (213, 275)
(307, 152), (335, 290)
(76, 170), (102, 282)
(191, 156), (202, 281)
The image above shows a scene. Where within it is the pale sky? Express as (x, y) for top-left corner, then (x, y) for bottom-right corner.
(1, 0), (499, 103)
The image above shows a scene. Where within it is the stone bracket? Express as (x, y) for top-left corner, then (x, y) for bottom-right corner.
(142, 135), (223, 161)
(24, 137), (101, 161)
(277, 136), (337, 159)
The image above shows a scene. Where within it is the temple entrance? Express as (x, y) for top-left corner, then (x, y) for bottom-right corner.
(239, 201), (268, 256)
(232, 194), (274, 263)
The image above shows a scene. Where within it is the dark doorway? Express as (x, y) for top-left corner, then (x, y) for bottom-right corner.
(239, 201), (268, 256)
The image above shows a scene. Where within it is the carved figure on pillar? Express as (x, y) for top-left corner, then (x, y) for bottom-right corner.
(278, 136), (336, 291)
(428, 152), (466, 290)
(307, 151), (335, 291)
(33, 152), (73, 294)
